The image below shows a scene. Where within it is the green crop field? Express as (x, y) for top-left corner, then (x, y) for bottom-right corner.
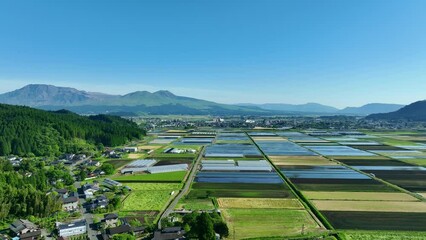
(322, 211), (426, 231)
(175, 197), (215, 210)
(343, 230), (426, 240)
(121, 183), (181, 211)
(222, 208), (324, 239)
(107, 159), (134, 169)
(112, 171), (187, 182)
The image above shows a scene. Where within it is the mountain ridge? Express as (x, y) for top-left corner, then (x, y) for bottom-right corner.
(0, 84), (407, 116)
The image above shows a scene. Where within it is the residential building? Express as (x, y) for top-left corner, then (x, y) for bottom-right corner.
(123, 147), (138, 153)
(103, 213), (119, 228)
(10, 219), (38, 235)
(62, 196), (79, 211)
(57, 219), (87, 237)
(106, 224), (132, 237)
(82, 183), (99, 199)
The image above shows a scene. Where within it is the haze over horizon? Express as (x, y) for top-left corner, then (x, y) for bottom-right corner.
(1, 0), (425, 108)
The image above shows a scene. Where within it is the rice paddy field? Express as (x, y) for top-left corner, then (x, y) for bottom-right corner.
(253, 130), (426, 235)
(180, 132), (328, 239)
(128, 130), (426, 238)
(222, 208), (324, 239)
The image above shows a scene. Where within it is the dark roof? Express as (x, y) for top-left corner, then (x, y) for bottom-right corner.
(20, 230), (41, 240)
(106, 225), (132, 235)
(153, 230), (186, 240)
(162, 227), (182, 233)
(104, 213), (119, 220)
(97, 195), (108, 202)
(55, 189), (68, 194)
(10, 219), (38, 233)
(62, 196), (79, 204)
(69, 191), (79, 198)
(101, 233), (110, 240)
(132, 226), (145, 233)
(57, 219), (86, 230)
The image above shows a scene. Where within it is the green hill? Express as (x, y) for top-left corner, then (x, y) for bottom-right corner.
(367, 100), (426, 121)
(0, 104), (144, 157)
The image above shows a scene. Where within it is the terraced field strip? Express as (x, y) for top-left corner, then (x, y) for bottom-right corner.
(303, 191), (419, 201)
(312, 200), (426, 212)
(217, 198), (304, 209)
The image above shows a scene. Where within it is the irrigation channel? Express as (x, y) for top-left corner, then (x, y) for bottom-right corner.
(157, 146), (205, 229)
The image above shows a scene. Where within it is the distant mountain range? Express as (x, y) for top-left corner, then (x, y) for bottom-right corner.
(0, 84), (405, 116)
(0, 84), (270, 115)
(367, 100), (426, 121)
(238, 103), (339, 113)
(238, 103), (404, 115)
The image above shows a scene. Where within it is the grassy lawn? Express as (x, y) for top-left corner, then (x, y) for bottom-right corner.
(112, 171), (187, 182)
(222, 208), (324, 239)
(217, 198), (303, 209)
(175, 197), (215, 210)
(121, 183), (181, 211)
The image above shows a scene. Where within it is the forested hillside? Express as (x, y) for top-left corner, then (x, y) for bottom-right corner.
(0, 104), (144, 156)
(0, 159), (63, 220)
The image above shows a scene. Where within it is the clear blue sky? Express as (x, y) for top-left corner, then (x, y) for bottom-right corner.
(0, 0), (425, 108)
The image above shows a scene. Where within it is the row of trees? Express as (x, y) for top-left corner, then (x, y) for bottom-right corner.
(0, 104), (144, 156)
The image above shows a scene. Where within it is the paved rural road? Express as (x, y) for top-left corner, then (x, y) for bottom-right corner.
(157, 146), (205, 229)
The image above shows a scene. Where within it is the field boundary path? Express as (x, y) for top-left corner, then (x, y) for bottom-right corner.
(157, 146), (205, 229)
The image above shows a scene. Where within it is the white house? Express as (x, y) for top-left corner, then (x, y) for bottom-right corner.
(123, 147), (138, 153)
(57, 219), (87, 237)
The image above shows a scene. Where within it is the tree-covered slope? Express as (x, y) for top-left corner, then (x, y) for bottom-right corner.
(367, 100), (426, 121)
(0, 104), (144, 156)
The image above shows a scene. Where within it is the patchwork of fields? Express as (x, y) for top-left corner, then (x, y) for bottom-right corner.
(106, 129), (426, 239)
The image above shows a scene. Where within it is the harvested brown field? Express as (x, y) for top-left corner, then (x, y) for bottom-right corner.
(418, 192), (426, 198)
(137, 145), (162, 150)
(269, 156), (337, 166)
(127, 153), (145, 159)
(312, 200), (426, 212)
(252, 136), (287, 141)
(217, 198), (304, 209)
(303, 191), (418, 201)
